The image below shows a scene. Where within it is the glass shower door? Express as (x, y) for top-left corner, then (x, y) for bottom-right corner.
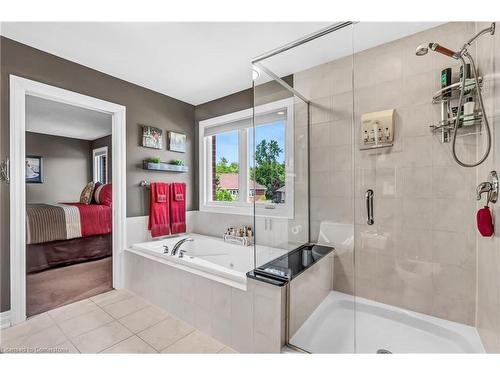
(251, 23), (357, 353)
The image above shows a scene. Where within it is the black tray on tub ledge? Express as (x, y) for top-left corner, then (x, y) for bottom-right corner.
(246, 243), (334, 286)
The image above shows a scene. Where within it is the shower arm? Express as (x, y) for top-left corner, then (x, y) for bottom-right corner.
(456, 23), (496, 58)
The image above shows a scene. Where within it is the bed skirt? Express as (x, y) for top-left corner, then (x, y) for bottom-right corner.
(27, 234), (112, 274)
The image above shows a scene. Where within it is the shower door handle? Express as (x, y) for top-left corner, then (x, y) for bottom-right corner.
(366, 189), (374, 225)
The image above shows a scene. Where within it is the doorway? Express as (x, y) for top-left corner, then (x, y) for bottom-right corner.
(9, 75), (126, 324)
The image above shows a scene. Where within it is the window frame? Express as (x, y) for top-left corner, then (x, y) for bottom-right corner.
(199, 97), (294, 218)
(92, 146), (108, 184)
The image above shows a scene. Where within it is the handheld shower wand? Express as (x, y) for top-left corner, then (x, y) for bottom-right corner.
(415, 23), (495, 168)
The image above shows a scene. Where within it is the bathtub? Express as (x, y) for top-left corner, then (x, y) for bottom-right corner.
(124, 233), (291, 352)
(129, 233), (288, 290)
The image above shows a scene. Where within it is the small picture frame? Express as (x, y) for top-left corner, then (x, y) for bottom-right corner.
(141, 125), (163, 150)
(167, 131), (187, 153)
(26, 155), (43, 183)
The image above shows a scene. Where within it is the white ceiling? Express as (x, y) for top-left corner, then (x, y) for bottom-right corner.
(1, 22), (330, 105)
(2, 22), (442, 106)
(26, 95), (112, 140)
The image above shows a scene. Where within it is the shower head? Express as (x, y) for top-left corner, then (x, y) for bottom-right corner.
(415, 42), (458, 59)
(429, 43), (458, 59)
(415, 44), (429, 56)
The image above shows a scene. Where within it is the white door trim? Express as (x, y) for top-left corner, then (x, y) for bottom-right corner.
(9, 75), (127, 325)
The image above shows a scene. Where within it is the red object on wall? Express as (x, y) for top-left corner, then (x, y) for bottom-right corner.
(148, 182), (171, 237)
(170, 183), (186, 234)
(477, 206), (494, 237)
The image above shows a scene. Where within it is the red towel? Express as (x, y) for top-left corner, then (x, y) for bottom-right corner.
(477, 206), (494, 237)
(170, 183), (186, 234)
(148, 182), (170, 237)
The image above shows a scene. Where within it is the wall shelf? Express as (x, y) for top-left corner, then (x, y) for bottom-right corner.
(142, 161), (188, 173)
(432, 77), (482, 104)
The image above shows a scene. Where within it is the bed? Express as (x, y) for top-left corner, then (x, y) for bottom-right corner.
(26, 202), (112, 273)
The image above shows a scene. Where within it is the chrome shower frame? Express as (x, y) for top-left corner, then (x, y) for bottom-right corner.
(252, 21), (354, 354)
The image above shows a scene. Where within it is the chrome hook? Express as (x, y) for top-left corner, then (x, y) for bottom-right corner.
(476, 171), (498, 204)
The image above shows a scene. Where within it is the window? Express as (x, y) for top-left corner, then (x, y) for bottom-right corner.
(199, 98), (294, 218)
(93, 146), (108, 184)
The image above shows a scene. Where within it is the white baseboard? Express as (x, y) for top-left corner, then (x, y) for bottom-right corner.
(0, 310), (11, 329)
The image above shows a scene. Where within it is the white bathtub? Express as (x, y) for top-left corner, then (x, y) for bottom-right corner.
(129, 233), (288, 290)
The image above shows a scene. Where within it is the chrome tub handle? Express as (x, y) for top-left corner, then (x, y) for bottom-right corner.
(366, 189), (374, 225)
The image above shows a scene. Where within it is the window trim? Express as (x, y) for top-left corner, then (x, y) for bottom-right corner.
(199, 97), (294, 218)
(92, 146), (108, 184)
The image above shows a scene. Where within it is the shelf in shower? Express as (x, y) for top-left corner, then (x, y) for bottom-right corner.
(432, 77), (482, 104)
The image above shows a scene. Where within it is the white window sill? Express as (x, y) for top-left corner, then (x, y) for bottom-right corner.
(200, 203), (293, 219)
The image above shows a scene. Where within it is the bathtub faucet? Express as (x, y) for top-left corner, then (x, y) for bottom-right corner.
(171, 237), (194, 256)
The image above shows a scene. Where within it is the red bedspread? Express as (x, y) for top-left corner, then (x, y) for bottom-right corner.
(65, 203), (112, 237)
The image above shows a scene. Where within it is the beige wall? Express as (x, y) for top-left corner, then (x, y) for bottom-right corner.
(295, 22), (480, 327)
(0, 36), (195, 312)
(476, 22), (500, 353)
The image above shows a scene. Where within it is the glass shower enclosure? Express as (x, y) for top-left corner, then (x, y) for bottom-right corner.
(250, 21), (499, 353)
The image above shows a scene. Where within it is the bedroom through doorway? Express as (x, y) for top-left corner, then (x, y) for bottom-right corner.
(25, 95), (114, 317)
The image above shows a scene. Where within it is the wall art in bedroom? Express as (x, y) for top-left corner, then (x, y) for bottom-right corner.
(26, 155), (43, 183)
(141, 125), (163, 150)
(167, 131), (186, 153)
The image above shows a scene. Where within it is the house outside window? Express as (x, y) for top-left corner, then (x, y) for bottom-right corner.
(199, 98), (294, 218)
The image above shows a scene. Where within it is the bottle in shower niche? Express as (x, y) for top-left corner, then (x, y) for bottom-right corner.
(460, 63), (471, 81)
(463, 97), (475, 121)
(441, 68), (452, 98)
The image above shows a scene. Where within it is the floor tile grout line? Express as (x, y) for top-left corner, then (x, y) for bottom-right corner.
(134, 334), (160, 353)
(55, 309), (116, 341)
(0, 312), (57, 345)
(92, 292), (137, 309)
(132, 316), (171, 336)
(94, 322), (135, 353)
(114, 303), (159, 322)
(48, 299), (102, 324)
(157, 327), (197, 353)
(72, 320), (133, 354)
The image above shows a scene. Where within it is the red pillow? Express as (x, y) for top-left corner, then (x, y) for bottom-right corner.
(94, 183), (112, 206)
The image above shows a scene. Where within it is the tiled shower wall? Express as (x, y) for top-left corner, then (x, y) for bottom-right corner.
(476, 22), (500, 353)
(294, 23), (480, 326)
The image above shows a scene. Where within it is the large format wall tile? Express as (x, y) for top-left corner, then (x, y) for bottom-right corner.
(295, 22), (481, 329)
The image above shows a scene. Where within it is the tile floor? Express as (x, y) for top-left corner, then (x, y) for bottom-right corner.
(0, 289), (237, 354)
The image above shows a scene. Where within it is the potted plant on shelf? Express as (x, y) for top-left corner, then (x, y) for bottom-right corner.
(148, 156), (161, 164)
(170, 159), (184, 166)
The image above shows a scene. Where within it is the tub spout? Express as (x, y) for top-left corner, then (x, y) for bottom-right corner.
(171, 237), (194, 256)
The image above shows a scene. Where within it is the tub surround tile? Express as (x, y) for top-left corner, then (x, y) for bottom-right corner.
(289, 255), (333, 337)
